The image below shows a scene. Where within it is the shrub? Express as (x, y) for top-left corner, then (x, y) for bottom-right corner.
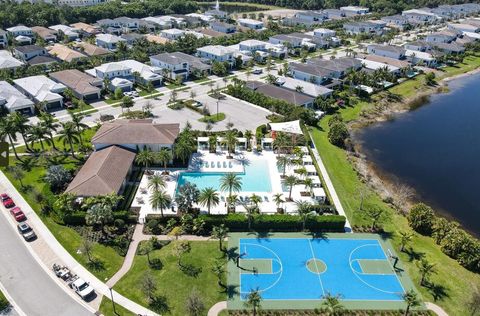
(407, 203), (435, 235)
(328, 121), (349, 148)
(44, 165), (71, 192)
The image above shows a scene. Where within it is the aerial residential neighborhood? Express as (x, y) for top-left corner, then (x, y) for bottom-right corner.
(0, 0), (480, 316)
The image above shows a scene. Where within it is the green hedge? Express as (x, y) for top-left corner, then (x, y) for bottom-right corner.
(63, 211), (135, 225)
(144, 213), (346, 232)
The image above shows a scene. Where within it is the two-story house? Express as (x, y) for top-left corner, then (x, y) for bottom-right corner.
(238, 19), (264, 30)
(13, 45), (48, 62)
(210, 21), (236, 34)
(13, 75), (65, 111)
(367, 44), (406, 60)
(197, 45), (235, 65)
(6, 25), (33, 37)
(160, 28), (185, 40)
(95, 34), (126, 51)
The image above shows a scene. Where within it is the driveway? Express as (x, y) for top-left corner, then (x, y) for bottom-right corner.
(0, 212), (93, 316)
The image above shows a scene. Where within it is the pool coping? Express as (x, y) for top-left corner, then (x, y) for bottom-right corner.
(227, 232), (424, 311)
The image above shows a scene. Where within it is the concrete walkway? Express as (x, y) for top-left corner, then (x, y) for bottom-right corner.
(0, 171), (159, 316)
(426, 302), (449, 316)
(308, 131), (352, 232)
(207, 301), (227, 316)
(106, 224), (149, 287)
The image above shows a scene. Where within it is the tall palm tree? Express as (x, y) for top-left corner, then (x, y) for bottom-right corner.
(417, 258), (436, 286)
(39, 111), (59, 151)
(402, 290), (420, 316)
(399, 231), (413, 252)
(198, 187), (219, 214)
(223, 130), (237, 156)
(208, 135), (218, 153)
(304, 178), (314, 196)
(276, 155), (291, 177)
(295, 200), (312, 231)
(220, 173), (242, 201)
(174, 138), (194, 165)
(273, 193), (284, 212)
(69, 112), (88, 147)
(58, 122), (79, 158)
(245, 289), (262, 316)
(273, 132), (290, 154)
(0, 116), (22, 161)
(10, 112), (31, 151)
(283, 175), (298, 201)
(149, 190), (172, 217)
(244, 130), (253, 150)
(156, 148), (172, 170)
(28, 124), (48, 151)
(321, 293), (344, 316)
(212, 224), (228, 251)
(148, 174), (166, 192)
(136, 149), (156, 172)
(297, 166), (307, 180)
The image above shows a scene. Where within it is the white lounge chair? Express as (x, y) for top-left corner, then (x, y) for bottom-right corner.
(223, 161), (227, 168)
(211, 161), (215, 168)
(217, 161), (221, 168)
(228, 161), (233, 168)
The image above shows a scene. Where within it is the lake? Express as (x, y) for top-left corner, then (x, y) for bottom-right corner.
(356, 72), (480, 236)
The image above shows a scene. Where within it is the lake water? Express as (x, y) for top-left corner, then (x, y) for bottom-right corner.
(356, 72), (480, 236)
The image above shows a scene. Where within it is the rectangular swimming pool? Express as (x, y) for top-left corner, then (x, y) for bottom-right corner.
(177, 159), (272, 192)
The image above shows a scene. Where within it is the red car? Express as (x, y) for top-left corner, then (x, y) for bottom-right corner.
(1, 194), (15, 208)
(10, 207), (26, 222)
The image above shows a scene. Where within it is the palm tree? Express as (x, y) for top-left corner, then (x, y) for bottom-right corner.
(69, 112), (88, 147)
(244, 130), (253, 150)
(273, 132), (290, 154)
(149, 190), (172, 217)
(402, 289), (420, 316)
(220, 173), (242, 208)
(208, 135), (218, 153)
(0, 116), (22, 161)
(321, 293), (344, 316)
(28, 124), (48, 151)
(58, 122), (79, 157)
(198, 187), (219, 214)
(297, 166), (307, 180)
(249, 194), (262, 210)
(174, 138), (194, 165)
(283, 175), (298, 201)
(223, 130), (237, 156)
(276, 155), (291, 177)
(156, 148), (172, 170)
(136, 149), (156, 172)
(148, 174), (166, 192)
(10, 112), (31, 151)
(212, 224), (228, 251)
(273, 193), (284, 212)
(295, 200), (312, 231)
(399, 231), (413, 252)
(417, 258), (436, 286)
(39, 111), (59, 151)
(245, 289), (262, 316)
(304, 178), (314, 196)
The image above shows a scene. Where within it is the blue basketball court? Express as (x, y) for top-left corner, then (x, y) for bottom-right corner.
(238, 237), (405, 302)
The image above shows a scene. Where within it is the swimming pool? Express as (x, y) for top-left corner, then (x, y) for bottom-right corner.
(177, 159), (272, 192)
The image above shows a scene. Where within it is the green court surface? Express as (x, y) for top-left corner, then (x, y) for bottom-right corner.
(227, 232), (423, 311)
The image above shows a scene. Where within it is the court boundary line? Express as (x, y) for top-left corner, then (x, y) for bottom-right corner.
(307, 239), (326, 296)
(348, 243), (406, 296)
(352, 259), (397, 276)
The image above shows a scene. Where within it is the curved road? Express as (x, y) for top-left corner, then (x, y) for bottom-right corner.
(0, 213), (93, 316)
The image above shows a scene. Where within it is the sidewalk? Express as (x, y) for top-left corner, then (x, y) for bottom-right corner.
(308, 131), (352, 232)
(0, 171), (159, 316)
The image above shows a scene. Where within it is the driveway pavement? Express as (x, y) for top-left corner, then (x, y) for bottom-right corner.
(0, 210), (93, 316)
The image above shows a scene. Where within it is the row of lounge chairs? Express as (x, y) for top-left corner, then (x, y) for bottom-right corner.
(202, 161), (233, 169)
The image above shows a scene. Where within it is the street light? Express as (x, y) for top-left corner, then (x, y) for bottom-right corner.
(216, 99), (219, 120)
(109, 287), (118, 316)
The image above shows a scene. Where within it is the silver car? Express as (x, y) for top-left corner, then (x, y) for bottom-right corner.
(17, 222), (36, 241)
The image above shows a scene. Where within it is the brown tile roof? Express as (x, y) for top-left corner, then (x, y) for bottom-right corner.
(48, 44), (87, 62)
(92, 120), (180, 146)
(145, 34), (170, 44)
(70, 22), (100, 35)
(49, 69), (102, 96)
(65, 145), (135, 196)
(246, 81), (314, 106)
(196, 28), (226, 38)
(363, 55), (410, 68)
(75, 42), (110, 56)
(31, 26), (57, 40)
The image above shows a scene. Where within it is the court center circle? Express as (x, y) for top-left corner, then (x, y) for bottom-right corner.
(306, 258), (327, 274)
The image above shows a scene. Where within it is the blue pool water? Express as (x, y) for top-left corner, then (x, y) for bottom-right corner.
(239, 238), (405, 301)
(177, 159), (272, 192)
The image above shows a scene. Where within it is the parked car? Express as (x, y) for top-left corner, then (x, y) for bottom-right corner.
(192, 101), (202, 107)
(17, 222), (36, 241)
(131, 91), (139, 97)
(10, 207), (26, 222)
(252, 68), (263, 74)
(70, 278), (94, 300)
(1, 194), (15, 208)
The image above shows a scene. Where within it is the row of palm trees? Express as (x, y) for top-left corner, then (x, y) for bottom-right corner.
(206, 129), (254, 154)
(0, 111), (89, 161)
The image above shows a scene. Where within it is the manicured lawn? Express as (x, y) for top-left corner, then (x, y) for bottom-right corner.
(2, 157), (124, 281)
(193, 77), (210, 83)
(439, 54), (480, 79)
(67, 103), (96, 114)
(166, 83), (183, 89)
(99, 296), (136, 316)
(199, 113), (226, 123)
(115, 241), (226, 316)
(310, 67), (480, 315)
(16, 128), (97, 154)
(200, 80), (215, 86)
(105, 98), (121, 105)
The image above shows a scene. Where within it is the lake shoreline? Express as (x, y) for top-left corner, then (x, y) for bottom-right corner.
(349, 66), (480, 237)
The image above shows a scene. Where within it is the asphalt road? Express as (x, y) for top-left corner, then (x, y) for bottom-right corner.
(0, 213), (93, 316)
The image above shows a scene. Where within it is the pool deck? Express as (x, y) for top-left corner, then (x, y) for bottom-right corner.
(227, 232), (423, 311)
(133, 149), (328, 220)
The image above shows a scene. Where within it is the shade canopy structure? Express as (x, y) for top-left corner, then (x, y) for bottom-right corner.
(269, 120), (303, 135)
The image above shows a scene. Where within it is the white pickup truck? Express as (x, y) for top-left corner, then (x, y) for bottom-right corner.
(70, 278), (95, 300)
